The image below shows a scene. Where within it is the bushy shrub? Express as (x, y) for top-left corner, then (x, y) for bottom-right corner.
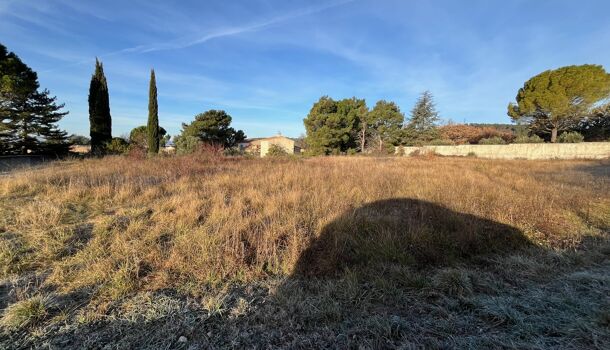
(478, 136), (506, 145)
(481, 127), (515, 143)
(368, 143), (396, 156)
(223, 147), (242, 156)
(194, 143), (225, 159)
(68, 134), (90, 145)
(439, 124), (514, 144)
(175, 135), (200, 155)
(514, 134), (544, 143)
(346, 148), (358, 156)
(558, 131), (584, 143)
(266, 144), (289, 157)
(105, 137), (130, 155)
(129, 126), (170, 149)
(438, 124), (482, 144)
(126, 146), (147, 160)
(426, 139), (455, 146)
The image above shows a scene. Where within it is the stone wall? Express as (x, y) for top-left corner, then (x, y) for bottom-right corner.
(396, 142), (610, 160)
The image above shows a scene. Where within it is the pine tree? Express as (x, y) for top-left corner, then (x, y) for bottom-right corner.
(368, 100), (405, 152)
(88, 58), (112, 155)
(404, 91), (440, 145)
(174, 110), (245, 154)
(303, 96), (366, 155)
(147, 69), (159, 155)
(0, 43), (69, 155)
(508, 65), (610, 142)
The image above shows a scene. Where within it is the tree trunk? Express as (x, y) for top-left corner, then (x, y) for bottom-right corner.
(360, 125), (366, 152)
(20, 121), (28, 154)
(550, 127), (558, 143)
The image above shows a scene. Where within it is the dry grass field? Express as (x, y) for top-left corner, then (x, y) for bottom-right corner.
(0, 154), (609, 349)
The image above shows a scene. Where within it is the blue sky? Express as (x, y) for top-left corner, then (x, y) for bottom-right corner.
(1, 0), (609, 139)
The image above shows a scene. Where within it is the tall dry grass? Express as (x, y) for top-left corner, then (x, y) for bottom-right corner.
(0, 155), (608, 301)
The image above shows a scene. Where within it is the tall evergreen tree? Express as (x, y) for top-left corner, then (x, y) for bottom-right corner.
(0, 43), (69, 155)
(88, 58), (112, 155)
(404, 91), (440, 145)
(147, 69), (159, 154)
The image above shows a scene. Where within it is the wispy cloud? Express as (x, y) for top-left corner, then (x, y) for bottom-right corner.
(35, 0), (356, 73)
(114, 0), (356, 54)
(0, 0), (18, 15)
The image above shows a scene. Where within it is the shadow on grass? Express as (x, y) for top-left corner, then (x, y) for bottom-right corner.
(574, 160), (610, 179)
(1, 199), (549, 349)
(292, 198), (533, 278)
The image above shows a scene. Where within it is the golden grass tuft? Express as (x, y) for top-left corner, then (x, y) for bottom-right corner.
(1, 295), (54, 330)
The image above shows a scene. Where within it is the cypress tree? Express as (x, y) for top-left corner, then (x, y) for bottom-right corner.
(147, 69), (159, 154)
(88, 58), (112, 155)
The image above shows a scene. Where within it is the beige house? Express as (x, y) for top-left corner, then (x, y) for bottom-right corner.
(238, 138), (264, 154)
(161, 145), (176, 154)
(239, 134), (302, 157)
(69, 145), (91, 154)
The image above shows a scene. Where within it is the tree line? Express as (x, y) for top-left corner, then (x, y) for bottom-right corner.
(86, 59), (246, 156)
(0, 42), (246, 156)
(303, 91), (442, 155)
(1, 40), (609, 157)
(303, 64), (610, 154)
